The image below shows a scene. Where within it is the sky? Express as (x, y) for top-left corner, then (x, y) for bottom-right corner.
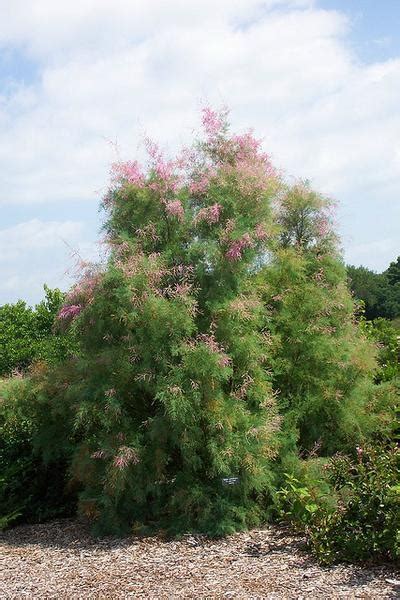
(0, 0), (399, 305)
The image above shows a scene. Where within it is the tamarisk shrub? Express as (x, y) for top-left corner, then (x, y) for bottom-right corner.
(53, 108), (283, 535)
(22, 108), (391, 537)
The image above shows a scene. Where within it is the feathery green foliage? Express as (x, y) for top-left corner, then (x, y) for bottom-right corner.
(1, 109), (396, 542)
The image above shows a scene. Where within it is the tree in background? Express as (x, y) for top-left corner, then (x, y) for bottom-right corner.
(386, 256), (400, 287)
(347, 265), (386, 320)
(0, 286), (77, 377)
(0, 300), (36, 375)
(347, 257), (400, 387)
(347, 260), (400, 322)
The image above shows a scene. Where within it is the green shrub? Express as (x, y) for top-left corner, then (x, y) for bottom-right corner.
(0, 377), (76, 529)
(276, 457), (336, 527)
(37, 110), (284, 536)
(279, 445), (400, 564)
(254, 188), (393, 457)
(0, 301), (36, 375)
(312, 445), (400, 564)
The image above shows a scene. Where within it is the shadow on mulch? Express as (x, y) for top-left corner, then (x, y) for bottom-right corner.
(2, 519), (399, 594)
(0, 518), (134, 551)
(0, 518), (305, 554)
(339, 564), (400, 597)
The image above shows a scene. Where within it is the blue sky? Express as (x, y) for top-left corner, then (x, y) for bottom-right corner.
(0, 0), (399, 305)
(319, 0), (400, 62)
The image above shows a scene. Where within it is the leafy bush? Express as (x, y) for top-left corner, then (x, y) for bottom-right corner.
(276, 456), (335, 527)
(35, 110), (285, 536)
(0, 301), (36, 375)
(262, 244), (378, 456)
(312, 445), (400, 564)
(0, 377), (76, 529)
(278, 445), (400, 564)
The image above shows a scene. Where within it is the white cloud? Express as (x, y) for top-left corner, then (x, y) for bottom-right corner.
(0, 219), (98, 304)
(0, 1), (313, 60)
(0, 0), (399, 301)
(0, 219), (83, 258)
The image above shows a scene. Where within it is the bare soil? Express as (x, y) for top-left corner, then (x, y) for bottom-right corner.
(1, 519), (399, 598)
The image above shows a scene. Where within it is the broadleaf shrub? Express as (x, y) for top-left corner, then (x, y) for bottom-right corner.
(276, 441), (400, 565)
(307, 445), (400, 564)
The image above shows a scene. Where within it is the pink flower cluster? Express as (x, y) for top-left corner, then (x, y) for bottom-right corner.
(218, 354), (231, 368)
(176, 145), (217, 196)
(170, 263), (194, 278)
(195, 333), (232, 368)
(135, 223), (160, 243)
(315, 215), (330, 238)
(157, 263), (195, 300)
(201, 106), (227, 140)
(103, 106), (279, 227)
(113, 446), (140, 470)
(231, 131), (275, 173)
(165, 200), (184, 221)
(202, 126), (277, 197)
(195, 203), (222, 225)
(106, 137), (184, 208)
(224, 153), (276, 197)
(162, 282), (193, 299)
(67, 266), (101, 305)
(110, 160), (144, 188)
(91, 449), (107, 460)
(254, 223), (268, 241)
(57, 304), (82, 321)
(145, 138), (181, 195)
(57, 265), (102, 324)
(226, 233), (253, 261)
(232, 132), (261, 159)
(189, 168), (217, 195)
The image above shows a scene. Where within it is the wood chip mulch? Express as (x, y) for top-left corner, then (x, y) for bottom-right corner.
(1, 519), (399, 598)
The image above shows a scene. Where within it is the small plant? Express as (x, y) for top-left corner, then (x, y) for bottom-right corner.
(276, 456), (336, 528)
(278, 473), (323, 525)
